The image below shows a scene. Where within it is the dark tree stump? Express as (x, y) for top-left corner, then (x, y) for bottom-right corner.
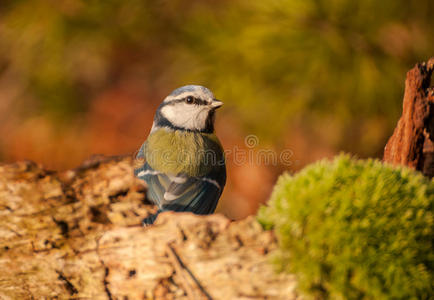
(384, 58), (434, 178)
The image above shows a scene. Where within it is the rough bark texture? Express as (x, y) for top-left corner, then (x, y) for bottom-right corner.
(0, 156), (299, 299)
(384, 57), (434, 177)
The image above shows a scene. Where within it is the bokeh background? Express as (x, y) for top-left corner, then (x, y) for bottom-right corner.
(0, 0), (433, 219)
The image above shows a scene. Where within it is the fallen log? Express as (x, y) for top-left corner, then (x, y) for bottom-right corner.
(0, 157), (299, 299)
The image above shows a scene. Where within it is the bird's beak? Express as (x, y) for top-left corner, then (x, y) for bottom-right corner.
(211, 99), (223, 109)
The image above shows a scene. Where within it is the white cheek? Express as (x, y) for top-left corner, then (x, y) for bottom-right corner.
(195, 109), (209, 128)
(161, 105), (178, 123)
(161, 104), (209, 130)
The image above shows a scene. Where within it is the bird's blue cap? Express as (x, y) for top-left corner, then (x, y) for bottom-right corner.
(168, 85), (215, 99)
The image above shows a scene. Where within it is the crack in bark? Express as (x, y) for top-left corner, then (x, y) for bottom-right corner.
(56, 270), (78, 295)
(4, 225), (22, 237)
(52, 217), (69, 238)
(103, 267), (113, 300)
(96, 237), (113, 300)
(167, 243), (213, 300)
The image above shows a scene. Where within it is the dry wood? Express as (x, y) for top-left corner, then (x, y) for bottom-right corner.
(384, 57), (434, 177)
(0, 156), (299, 299)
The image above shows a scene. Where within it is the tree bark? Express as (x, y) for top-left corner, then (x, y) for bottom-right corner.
(0, 156), (299, 299)
(383, 58), (434, 177)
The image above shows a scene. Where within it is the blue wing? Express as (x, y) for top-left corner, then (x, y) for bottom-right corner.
(134, 140), (226, 225)
(135, 162), (225, 215)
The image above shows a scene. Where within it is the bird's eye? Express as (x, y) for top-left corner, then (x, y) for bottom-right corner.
(185, 96), (194, 104)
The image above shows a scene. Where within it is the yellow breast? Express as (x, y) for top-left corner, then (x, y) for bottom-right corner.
(145, 128), (224, 176)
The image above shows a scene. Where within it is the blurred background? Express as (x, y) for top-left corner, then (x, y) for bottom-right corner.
(0, 0), (433, 219)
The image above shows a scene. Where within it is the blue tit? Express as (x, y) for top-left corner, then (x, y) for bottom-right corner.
(134, 85), (226, 225)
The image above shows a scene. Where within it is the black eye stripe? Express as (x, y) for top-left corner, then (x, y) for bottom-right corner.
(194, 98), (207, 105)
(173, 97), (208, 105)
(167, 97), (209, 106)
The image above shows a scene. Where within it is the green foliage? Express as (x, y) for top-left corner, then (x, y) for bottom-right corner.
(0, 0), (433, 155)
(176, 0), (434, 151)
(258, 155), (433, 299)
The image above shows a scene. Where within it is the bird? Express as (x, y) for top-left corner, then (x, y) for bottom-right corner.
(134, 85), (226, 225)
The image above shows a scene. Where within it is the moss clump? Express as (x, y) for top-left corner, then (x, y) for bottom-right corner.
(258, 155), (433, 299)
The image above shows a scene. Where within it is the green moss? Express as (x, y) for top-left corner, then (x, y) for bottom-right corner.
(258, 154), (433, 299)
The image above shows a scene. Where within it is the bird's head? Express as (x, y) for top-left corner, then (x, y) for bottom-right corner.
(153, 85), (223, 133)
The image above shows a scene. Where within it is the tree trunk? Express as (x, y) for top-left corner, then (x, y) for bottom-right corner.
(383, 58), (434, 177)
(0, 156), (299, 299)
